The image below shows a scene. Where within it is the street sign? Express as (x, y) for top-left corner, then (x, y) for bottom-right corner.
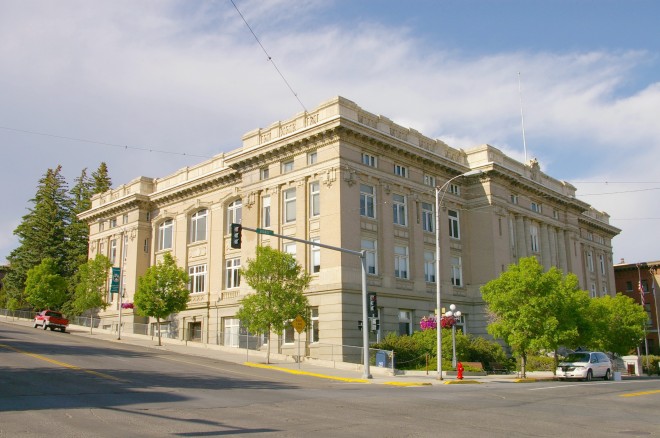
(292, 315), (306, 333)
(255, 228), (275, 236)
(110, 267), (121, 293)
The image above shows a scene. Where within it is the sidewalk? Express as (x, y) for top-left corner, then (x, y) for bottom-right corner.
(1, 317), (557, 386)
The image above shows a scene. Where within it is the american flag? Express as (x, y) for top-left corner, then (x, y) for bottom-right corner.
(638, 280), (645, 306)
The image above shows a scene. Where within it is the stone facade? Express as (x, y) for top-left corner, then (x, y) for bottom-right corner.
(79, 96), (620, 351)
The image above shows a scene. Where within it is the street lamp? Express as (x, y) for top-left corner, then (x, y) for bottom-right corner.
(435, 169), (482, 380)
(445, 304), (461, 369)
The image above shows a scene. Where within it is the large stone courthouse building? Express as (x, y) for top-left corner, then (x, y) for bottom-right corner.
(80, 96), (620, 353)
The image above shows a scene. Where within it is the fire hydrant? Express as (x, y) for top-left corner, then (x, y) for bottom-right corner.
(457, 362), (464, 380)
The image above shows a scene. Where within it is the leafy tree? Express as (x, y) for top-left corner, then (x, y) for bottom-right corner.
(91, 162), (112, 194)
(4, 166), (70, 307)
(481, 257), (560, 377)
(69, 254), (112, 333)
(585, 293), (647, 355)
(134, 252), (190, 346)
(24, 258), (68, 310)
(236, 246), (311, 363)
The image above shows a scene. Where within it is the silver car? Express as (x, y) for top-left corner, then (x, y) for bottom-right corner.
(556, 351), (612, 381)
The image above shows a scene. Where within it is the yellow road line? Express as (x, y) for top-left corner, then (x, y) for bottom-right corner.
(619, 389), (660, 398)
(244, 362), (370, 383)
(0, 343), (124, 382)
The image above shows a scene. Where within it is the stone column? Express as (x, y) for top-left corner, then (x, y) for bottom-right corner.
(540, 223), (551, 270)
(517, 215), (527, 258)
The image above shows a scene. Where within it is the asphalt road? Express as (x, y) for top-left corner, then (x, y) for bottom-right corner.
(1, 321), (659, 437)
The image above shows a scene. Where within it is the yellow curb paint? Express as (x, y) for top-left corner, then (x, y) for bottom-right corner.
(244, 362), (370, 383)
(620, 389), (660, 398)
(383, 382), (432, 387)
(0, 343), (124, 382)
(443, 380), (482, 384)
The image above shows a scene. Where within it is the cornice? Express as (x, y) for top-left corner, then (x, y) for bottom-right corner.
(150, 171), (240, 206)
(78, 194), (152, 223)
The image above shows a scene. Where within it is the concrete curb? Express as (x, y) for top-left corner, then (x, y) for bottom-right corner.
(244, 362), (371, 383)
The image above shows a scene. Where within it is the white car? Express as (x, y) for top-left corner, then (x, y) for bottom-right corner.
(556, 351), (612, 381)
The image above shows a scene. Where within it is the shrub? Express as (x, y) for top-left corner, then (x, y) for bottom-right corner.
(642, 355), (660, 375)
(521, 354), (555, 372)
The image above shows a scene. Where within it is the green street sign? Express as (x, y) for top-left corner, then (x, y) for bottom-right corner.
(255, 228), (274, 236)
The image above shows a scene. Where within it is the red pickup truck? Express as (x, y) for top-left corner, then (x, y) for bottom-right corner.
(34, 310), (69, 333)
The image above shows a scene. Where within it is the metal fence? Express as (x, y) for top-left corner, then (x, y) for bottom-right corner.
(1, 309), (395, 372)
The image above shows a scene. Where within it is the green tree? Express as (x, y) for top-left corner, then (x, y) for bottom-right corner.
(585, 293), (647, 355)
(4, 166), (71, 308)
(69, 254), (112, 333)
(481, 257), (560, 377)
(91, 162), (112, 194)
(65, 168), (94, 281)
(24, 258), (68, 310)
(134, 252), (190, 346)
(236, 246), (311, 363)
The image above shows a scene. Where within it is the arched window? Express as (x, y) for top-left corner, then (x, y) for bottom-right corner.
(227, 199), (242, 232)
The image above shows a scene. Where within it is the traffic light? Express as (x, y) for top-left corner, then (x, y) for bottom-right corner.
(368, 292), (378, 318)
(230, 223), (242, 249)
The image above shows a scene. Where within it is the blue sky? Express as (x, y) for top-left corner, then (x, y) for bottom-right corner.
(1, 0), (659, 266)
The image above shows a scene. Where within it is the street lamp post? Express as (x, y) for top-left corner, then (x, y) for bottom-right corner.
(445, 304), (462, 368)
(435, 169), (482, 380)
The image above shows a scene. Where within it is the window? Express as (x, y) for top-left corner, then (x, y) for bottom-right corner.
(448, 183), (460, 196)
(394, 245), (409, 279)
(424, 174), (436, 187)
(361, 153), (377, 167)
(309, 307), (319, 343)
(531, 202), (542, 213)
(310, 238), (320, 274)
(448, 210), (460, 239)
(282, 160), (294, 173)
(158, 219), (173, 250)
(599, 254), (605, 275)
(362, 238), (377, 275)
(284, 242), (297, 259)
(223, 318), (240, 347)
(510, 194), (519, 204)
(360, 184), (376, 219)
(392, 194), (407, 226)
(393, 164), (408, 178)
(625, 281), (633, 291)
(530, 224), (539, 253)
(122, 214), (128, 224)
(146, 211), (151, 222)
(262, 196), (271, 228)
(190, 209), (207, 243)
(99, 221), (105, 232)
(284, 322), (295, 344)
(307, 151), (317, 165)
(260, 167), (269, 180)
(590, 283), (596, 298)
(454, 314), (466, 333)
(450, 256), (462, 286)
(586, 231), (593, 241)
(398, 310), (412, 336)
(110, 239), (117, 264)
(110, 218), (117, 228)
(587, 251), (594, 272)
(227, 200), (242, 232)
(143, 238), (149, 253)
(283, 188), (296, 223)
(424, 250), (436, 283)
(189, 264), (207, 294)
(553, 209), (559, 219)
(422, 202), (434, 232)
(309, 181), (320, 217)
(225, 258), (241, 289)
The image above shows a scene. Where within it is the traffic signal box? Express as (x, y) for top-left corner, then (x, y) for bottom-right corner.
(230, 223), (242, 249)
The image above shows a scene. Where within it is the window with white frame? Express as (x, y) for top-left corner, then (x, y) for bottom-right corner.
(590, 283), (596, 298)
(227, 200), (242, 232)
(422, 202), (434, 232)
(450, 256), (463, 286)
(510, 194), (519, 204)
(158, 219), (173, 250)
(122, 213), (128, 224)
(284, 242), (297, 259)
(362, 238), (377, 275)
(309, 307), (319, 343)
(260, 167), (269, 180)
(394, 245), (409, 279)
(99, 221), (105, 232)
(283, 188), (296, 223)
(393, 164), (408, 178)
(530, 224), (539, 252)
(531, 202), (542, 213)
(454, 314), (466, 333)
(110, 239), (117, 264)
(307, 151), (317, 165)
(310, 238), (320, 273)
(282, 160), (294, 173)
(361, 153), (377, 167)
(284, 321), (295, 343)
(190, 209), (207, 243)
(448, 183), (460, 196)
(223, 317), (240, 347)
(262, 196), (271, 228)
(392, 194), (407, 226)
(189, 264), (206, 294)
(587, 251), (594, 272)
(309, 181), (320, 217)
(599, 254), (605, 275)
(398, 310), (412, 336)
(424, 250), (436, 283)
(360, 184), (376, 219)
(225, 258), (241, 289)
(424, 174), (436, 187)
(448, 209), (460, 239)
(110, 218), (117, 228)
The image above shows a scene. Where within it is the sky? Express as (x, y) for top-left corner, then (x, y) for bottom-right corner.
(1, 0), (659, 267)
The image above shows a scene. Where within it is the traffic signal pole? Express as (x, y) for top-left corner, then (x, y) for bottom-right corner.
(239, 225), (372, 379)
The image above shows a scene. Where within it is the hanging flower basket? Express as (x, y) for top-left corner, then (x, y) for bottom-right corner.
(440, 315), (456, 329)
(420, 315), (437, 330)
(121, 302), (134, 309)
